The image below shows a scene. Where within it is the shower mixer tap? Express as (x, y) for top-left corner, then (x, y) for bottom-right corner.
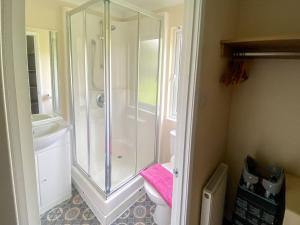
(96, 92), (105, 108)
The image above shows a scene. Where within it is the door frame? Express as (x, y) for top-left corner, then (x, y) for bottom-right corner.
(1, 0), (40, 225)
(1, 0), (205, 225)
(171, 0), (205, 224)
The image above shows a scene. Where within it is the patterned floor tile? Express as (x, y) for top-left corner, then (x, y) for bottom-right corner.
(111, 194), (157, 225)
(40, 186), (157, 225)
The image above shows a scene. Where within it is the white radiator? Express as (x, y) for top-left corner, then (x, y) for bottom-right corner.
(200, 163), (228, 225)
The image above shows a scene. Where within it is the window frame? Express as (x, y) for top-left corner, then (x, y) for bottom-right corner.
(167, 26), (183, 121)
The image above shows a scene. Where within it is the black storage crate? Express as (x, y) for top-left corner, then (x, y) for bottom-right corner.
(233, 184), (285, 225)
(232, 157), (285, 225)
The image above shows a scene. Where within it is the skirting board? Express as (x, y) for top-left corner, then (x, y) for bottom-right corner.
(39, 193), (72, 215)
(72, 176), (145, 225)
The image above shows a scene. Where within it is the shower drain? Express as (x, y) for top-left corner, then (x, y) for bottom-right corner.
(117, 155), (123, 159)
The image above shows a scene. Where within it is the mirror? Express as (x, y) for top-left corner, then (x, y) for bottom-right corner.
(26, 29), (60, 115)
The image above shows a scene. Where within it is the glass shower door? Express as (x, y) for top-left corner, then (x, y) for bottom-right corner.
(110, 2), (139, 192)
(85, 1), (106, 191)
(70, 10), (90, 174)
(136, 15), (161, 172)
(69, 0), (162, 195)
(69, 1), (106, 191)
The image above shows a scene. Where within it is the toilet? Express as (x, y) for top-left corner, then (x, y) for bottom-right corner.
(144, 129), (176, 225)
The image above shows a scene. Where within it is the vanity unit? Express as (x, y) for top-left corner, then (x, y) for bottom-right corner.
(32, 114), (71, 214)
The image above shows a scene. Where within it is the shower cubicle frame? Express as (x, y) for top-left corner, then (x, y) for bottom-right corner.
(67, 0), (163, 198)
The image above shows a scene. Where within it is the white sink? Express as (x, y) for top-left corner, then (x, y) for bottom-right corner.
(32, 117), (69, 150)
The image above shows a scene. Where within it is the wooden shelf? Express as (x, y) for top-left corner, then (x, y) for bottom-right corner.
(221, 37), (300, 58)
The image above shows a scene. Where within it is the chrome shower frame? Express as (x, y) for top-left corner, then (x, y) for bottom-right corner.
(66, 0), (163, 198)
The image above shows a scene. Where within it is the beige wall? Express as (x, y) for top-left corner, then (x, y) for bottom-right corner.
(225, 0), (300, 219)
(0, 62), (18, 225)
(237, 0), (300, 38)
(26, 0), (65, 30)
(157, 4), (184, 163)
(26, 0), (73, 119)
(187, 0), (239, 224)
(0, 3), (19, 224)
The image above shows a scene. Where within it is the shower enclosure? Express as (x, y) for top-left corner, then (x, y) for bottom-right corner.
(67, 0), (162, 197)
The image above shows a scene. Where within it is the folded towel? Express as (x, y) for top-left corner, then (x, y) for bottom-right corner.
(140, 164), (173, 208)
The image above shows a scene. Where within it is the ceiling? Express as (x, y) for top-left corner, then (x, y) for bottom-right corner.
(62, 0), (184, 11)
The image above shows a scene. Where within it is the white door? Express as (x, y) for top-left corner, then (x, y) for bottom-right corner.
(36, 144), (71, 212)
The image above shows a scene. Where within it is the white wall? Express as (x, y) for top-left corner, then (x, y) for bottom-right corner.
(225, 0), (300, 219)
(186, 0), (239, 224)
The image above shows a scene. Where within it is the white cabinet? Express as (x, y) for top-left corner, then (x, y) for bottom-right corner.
(35, 133), (71, 214)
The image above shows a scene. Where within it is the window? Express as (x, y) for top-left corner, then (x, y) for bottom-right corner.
(168, 27), (182, 120)
(138, 39), (160, 113)
(127, 38), (160, 113)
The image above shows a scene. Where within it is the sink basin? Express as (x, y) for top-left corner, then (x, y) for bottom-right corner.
(33, 118), (69, 150)
(32, 113), (62, 125)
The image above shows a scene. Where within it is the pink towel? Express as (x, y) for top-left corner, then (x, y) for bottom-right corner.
(140, 164), (173, 208)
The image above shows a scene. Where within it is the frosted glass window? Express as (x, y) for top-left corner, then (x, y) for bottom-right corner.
(138, 39), (160, 112)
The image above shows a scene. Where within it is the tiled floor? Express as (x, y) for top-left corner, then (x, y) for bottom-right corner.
(41, 187), (157, 225)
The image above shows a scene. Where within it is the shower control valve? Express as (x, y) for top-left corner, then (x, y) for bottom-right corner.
(96, 93), (105, 108)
